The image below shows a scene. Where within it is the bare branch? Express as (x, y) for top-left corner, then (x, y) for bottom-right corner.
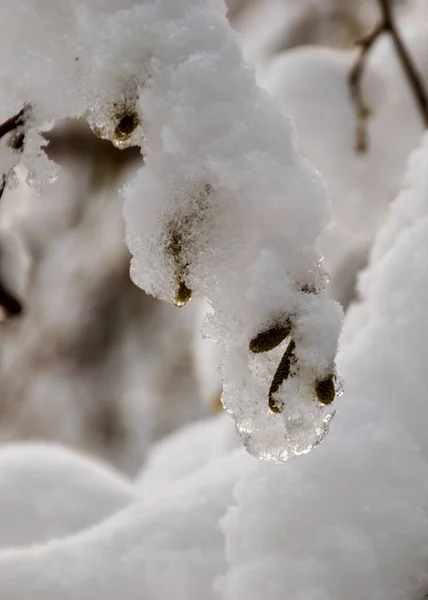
(349, 23), (384, 153)
(349, 0), (428, 153)
(0, 279), (23, 318)
(0, 175), (5, 202)
(379, 0), (428, 129)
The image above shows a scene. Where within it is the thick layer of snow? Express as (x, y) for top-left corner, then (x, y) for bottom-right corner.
(220, 133), (428, 600)
(0, 450), (255, 600)
(121, 0), (342, 460)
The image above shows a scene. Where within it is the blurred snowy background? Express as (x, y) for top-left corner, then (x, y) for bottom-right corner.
(2, 1), (428, 598)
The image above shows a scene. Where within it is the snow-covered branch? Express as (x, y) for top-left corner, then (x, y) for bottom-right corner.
(0, 0), (343, 461)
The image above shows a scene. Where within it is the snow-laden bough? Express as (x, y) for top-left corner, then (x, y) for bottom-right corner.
(0, 0), (343, 461)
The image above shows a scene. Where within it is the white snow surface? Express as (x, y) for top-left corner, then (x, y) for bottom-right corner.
(0, 443), (136, 548)
(0, 133), (427, 599)
(136, 413), (239, 495)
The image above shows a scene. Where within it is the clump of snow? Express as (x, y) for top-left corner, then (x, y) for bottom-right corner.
(122, 0), (343, 461)
(0, 4), (83, 122)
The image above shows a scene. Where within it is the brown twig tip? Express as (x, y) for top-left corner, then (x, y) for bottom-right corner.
(0, 105), (31, 202)
(315, 374), (336, 405)
(0, 105), (30, 141)
(268, 339), (296, 413)
(349, 0), (428, 153)
(173, 278), (192, 307)
(249, 322), (291, 354)
(114, 110), (139, 144)
(0, 280), (23, 318)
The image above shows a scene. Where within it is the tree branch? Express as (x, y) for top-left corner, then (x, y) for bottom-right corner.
(380, 0), (428, 128)
(0, 175), (5, 202)
(0, 105), (30, 202)
(0, 107), (27, 141)
(349, 0), (428, 153)
(0, 279), (23, 318)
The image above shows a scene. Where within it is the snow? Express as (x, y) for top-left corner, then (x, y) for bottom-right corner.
(219, 134), (428, 600)
(136, 413), (239, 495)
(2, 2), (428, 598)
(0, 443), (136, 548)
(0, 450), (255, 600)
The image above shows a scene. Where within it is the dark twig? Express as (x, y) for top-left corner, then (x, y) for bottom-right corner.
(0, 279), (23, 318)
(349, 23), (384, 153)
(380, 0), (428, 127)
(0, 107), (27, 141)
(0, 105), (30, 202)
(268, 339), (296, 413)
(349, 0), (428, 152)
(0, 175), (5, 202)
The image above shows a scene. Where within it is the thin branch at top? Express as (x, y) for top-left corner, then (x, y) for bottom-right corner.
(348, 0), (428, 153)
(379, 0), (428, 128)
(349, 23), (384, 153)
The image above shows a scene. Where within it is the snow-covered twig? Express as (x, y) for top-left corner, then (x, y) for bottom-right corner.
(0, 105), (29, 200)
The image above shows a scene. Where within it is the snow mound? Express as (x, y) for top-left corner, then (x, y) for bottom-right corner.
(0, 443), (136, 548)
